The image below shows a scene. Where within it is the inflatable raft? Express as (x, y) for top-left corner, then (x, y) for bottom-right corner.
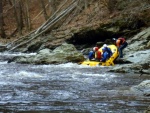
(81, 45), (119, 66)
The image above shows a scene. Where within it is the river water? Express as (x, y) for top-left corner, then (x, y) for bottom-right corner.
(0, 53), (149, 113)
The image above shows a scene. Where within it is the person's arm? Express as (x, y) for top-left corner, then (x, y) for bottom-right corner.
(116, 40), (121, 47)
(108, 48), (113, 55)
(88, 51), (94, 60)
(100, 53), (107, 62)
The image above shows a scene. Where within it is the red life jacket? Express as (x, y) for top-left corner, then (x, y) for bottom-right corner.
(118, 37), (125, 44)
(96, 51), (101, 59)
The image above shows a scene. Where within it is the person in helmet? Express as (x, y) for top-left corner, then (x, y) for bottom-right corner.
(100, 47), (110, 62)
(93, 47), (99, 52)
(88, 50), (95, 60)
(88, 47), (101, 61)
(102, 44), (113, 57)
(94, 47), (101, 61)
(112, 37), (128, 58)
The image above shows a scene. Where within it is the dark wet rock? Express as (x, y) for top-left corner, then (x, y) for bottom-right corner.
(108, 64), (132, 73)
(96, 42), (104, 48)
(109, 62), (150, 75)
(0, 44), (7, 52)
(114, 58), (132, 64)
(27, 41), (43, 52)
(130, 80), (150, 96)
(80, 48), (91, 56)
(146, 41), (150, 49)
(144, 109), (150, 113)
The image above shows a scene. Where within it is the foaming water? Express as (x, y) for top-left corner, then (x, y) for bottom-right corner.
(0, 53), (149, 113)
(0, 61), (8, 64)
(0, 52), (36, 56)
(0, 52), (36, 62)
(16, 71), (43, 78)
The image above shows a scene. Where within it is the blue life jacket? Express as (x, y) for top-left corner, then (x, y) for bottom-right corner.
(101, 51), (109, 62)
(88, 51), (95, 60)
(104, 47), (112, 57)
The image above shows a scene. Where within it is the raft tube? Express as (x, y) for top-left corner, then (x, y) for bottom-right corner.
(81, 45), (119, 66)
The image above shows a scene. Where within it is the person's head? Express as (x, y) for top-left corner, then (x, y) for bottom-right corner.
(102, 47), (106, 52)
(103, 44), (107, 47)
(112, 38), (116, 41)
(93, 47), (99, 52)
(112, 38), (117, 44)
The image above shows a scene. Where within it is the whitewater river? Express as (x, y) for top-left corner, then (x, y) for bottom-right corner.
(0, 53), (149, 113)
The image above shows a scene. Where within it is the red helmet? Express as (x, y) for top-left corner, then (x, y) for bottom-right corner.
(93, 47), (99, 51)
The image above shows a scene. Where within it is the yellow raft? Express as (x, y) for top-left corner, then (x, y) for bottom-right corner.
(81, 45), (119, 66)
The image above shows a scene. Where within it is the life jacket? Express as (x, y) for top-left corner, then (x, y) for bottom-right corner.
(95, 51), (101, 59)
(104, 47), (112, 57)
(118, 37), (126, 44)
(101, 51), (109, 62)
(88, 51), (95, 60)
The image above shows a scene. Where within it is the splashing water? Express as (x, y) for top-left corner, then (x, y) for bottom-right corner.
(0, 53), (149, 113)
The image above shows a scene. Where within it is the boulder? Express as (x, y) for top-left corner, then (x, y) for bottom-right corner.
(125, 27), (150, 53)
(130, 80), (150, 96)
(124, 50), (150, 64)
(109, 28), (150, 74)
(11, 43), (85, 64)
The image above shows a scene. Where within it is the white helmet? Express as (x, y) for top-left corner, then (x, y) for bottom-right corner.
(103, 44), (107, 47)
